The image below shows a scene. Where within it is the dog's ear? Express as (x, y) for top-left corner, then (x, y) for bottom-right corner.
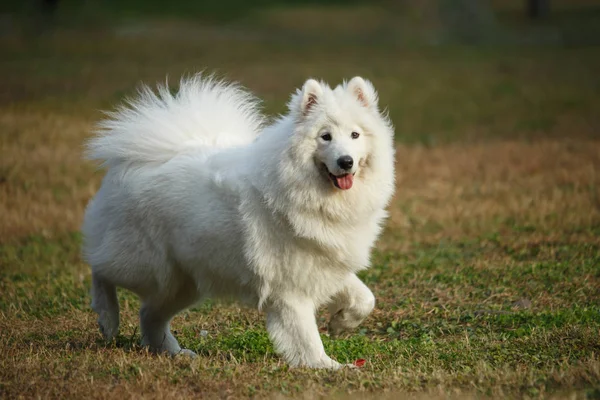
(347, 77), (378, 109)
(300, 79), (322, 116)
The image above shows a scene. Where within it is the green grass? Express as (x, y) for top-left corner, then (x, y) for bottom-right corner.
(1, 232), (599, 397)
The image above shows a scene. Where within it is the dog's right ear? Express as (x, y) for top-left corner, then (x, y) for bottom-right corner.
(300, 79), (322, 116)
(347, 77), (378, 110)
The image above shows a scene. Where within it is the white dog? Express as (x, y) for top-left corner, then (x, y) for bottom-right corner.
(83, 75), (395, 369)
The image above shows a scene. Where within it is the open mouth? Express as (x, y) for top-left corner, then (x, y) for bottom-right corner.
(328, 171), (355, 190)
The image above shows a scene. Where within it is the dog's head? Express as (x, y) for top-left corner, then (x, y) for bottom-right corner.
(286, 77), (393, 193)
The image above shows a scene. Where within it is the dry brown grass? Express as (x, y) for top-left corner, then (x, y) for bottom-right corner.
(1, 104), (598, 243)
(0, 111), (99, 241)
(389, 139), (600, 246)
(2, 112), (598, 245)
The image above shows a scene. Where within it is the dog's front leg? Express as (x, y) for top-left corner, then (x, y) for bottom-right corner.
(266, 297), (341, 369)
(328, 273), (375, 336)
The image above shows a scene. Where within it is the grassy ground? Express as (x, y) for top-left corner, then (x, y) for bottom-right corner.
(1, 3), (600, 399)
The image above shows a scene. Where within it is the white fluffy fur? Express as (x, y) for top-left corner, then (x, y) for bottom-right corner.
(83, 74), (395, 369)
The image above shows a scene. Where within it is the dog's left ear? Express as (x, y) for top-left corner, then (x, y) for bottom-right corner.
(300, 79), (323, 116)
(347, 77), (378, 109)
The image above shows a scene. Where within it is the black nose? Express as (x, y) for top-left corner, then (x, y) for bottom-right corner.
(337, 155), (354, 171)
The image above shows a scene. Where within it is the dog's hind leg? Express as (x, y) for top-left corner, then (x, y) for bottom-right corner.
(139, 280), (200, 357)
(327, 273), (375, 336)
(91, 272), (120, 341)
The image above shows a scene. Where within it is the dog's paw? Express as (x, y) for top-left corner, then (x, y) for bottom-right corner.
(329, 307), (370, 337)
(304, 356), (344, 370)
(97, 315), (119, 341)
(175, 348), (198, 358)
(314, 360), (362, 370)
(328, 309), (353, 337)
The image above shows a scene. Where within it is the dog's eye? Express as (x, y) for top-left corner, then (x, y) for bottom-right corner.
(321, 133), (332, 141)
(351, 132), (360, 139)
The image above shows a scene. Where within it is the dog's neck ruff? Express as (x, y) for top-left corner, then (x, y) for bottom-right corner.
(260, 151), (380, 247)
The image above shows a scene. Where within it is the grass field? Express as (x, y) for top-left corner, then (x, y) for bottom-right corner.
(1, 2), (600, 398)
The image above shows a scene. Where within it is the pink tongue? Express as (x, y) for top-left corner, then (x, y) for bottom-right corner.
(336, 174), (354, 190)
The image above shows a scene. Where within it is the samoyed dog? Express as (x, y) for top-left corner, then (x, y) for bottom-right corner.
(83, 74), (395, 369)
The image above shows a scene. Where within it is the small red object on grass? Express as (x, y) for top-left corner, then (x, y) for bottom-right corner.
(353, 358), (366, 367)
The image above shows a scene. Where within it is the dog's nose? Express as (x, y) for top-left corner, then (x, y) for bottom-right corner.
(337, 155), (354, 171)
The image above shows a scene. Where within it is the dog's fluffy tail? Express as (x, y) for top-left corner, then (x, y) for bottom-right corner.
(87, 74), (264, 168)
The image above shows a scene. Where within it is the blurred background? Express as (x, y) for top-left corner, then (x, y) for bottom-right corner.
(1, 0), (599, 143)
(0, 0), (599, 239)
